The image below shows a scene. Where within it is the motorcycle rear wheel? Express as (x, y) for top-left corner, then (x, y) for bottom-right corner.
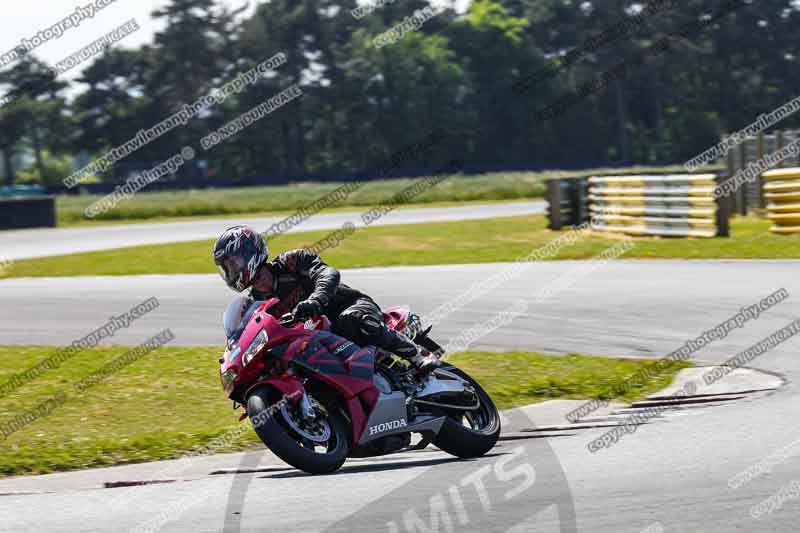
(431, 366), (501, 458)
(247, 386), (349, 475)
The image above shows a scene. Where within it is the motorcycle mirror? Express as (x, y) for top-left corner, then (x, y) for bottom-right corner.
(279, 312), (297, 326)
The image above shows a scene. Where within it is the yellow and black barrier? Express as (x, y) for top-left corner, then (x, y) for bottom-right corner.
(588, 174), (730, 238)
(764, 168), (800, 235)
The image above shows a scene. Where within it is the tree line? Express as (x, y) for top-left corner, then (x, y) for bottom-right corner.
(0, 0), (797, 187)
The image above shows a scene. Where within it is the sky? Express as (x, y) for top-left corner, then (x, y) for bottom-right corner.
(0, 0), (471, 88)
(0, 0), (253, 83)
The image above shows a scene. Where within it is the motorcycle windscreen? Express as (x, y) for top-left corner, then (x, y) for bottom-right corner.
(224, 298), (280, 342)
(223, 296), (251, 339)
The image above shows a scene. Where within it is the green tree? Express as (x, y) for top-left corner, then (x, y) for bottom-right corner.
(0, 54), (68, 183)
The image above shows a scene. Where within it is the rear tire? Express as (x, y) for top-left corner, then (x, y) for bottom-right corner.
(432, 367), (501, 458)
(247, 386), (349, 475)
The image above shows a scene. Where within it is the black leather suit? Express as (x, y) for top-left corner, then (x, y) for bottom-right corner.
(250, 249), (419, 359)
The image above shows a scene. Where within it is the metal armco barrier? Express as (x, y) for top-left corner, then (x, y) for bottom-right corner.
(0, 196), (57, 230)
(588, 174), (730, 238)
(546, 177), (589, 230)
(764, 167), (800, 235)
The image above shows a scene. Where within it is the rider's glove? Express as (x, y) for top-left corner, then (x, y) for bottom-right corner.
(293, 299), (323, 321)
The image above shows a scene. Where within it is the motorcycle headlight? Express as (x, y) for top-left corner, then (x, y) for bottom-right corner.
(220, 369), (237, 390)
(242, 330), (269, 366)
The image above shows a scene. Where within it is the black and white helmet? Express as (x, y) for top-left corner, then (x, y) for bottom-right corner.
(213, 226), (269, 292)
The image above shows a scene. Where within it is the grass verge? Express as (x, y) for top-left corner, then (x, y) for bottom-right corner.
(57, 164), (707, 226)
(0, 345), (689, 477)
(3, 214), (798, 279)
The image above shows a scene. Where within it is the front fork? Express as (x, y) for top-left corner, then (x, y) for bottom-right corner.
(244, 373), (319, 421)
(297, 390), (316, 419)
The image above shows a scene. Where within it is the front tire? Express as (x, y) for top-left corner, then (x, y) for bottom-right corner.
(247, 386), (349, 475)
(432, 366), (501, 458)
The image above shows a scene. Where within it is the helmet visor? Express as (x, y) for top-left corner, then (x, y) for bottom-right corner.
(217, 255), (247, 290)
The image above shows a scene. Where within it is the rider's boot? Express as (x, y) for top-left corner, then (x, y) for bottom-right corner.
(378, 327), (441, 373)
(409, 351), (442, 373)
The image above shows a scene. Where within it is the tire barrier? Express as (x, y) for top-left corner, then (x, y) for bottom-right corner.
(0, 196), (56, 230)
(764, 168), (800, 235)
(588, 174), (730, 238)
(545, 177), (589, 230)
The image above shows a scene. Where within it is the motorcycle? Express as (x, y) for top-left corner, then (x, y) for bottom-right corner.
(218, 296), (501, 474)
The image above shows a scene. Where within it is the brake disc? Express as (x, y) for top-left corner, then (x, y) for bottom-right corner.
(279, 400), (332, 443)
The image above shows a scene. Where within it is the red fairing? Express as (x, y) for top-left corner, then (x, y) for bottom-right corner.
(345, 397), (367, 444)
(354, 380), (381, 442)
(305, 358), (379, 443)
(223, 296), (394, 445)
(244, 375), (305, 405)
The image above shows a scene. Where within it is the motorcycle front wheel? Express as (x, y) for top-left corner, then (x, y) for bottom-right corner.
(247, 386), (349, 475)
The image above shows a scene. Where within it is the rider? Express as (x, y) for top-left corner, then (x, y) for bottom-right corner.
(213, 225), (440, 371)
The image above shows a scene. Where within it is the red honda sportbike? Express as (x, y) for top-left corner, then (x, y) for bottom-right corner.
(218, 296), (500, 474)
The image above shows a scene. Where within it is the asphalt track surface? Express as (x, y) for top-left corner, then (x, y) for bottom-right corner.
(0, 200), (545, 261)
(1, 259), (800, 532)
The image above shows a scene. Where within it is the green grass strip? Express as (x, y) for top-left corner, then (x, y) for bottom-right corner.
(0, 345), (689, 476)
